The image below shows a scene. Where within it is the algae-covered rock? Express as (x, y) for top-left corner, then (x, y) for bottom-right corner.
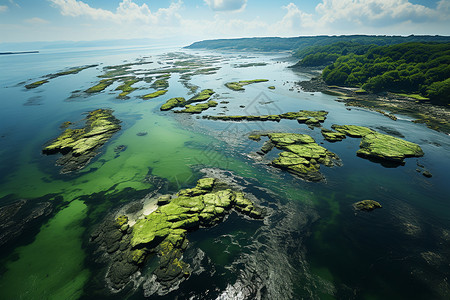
(204, 110), (328, 125)
(252, 132), (341, 182)
(175, 100), (218, 114)
(225, 79), (269, 91)
(331, 125), (374, 138)
(142, 89), (167, 99)
(321, 128), (347, 142)
(161, 97), (186, 111)
(357, 132), (424, 163)
(353, 200), (382, 211)
(160, 89), (215, 111)
(42, 109), (121, 173)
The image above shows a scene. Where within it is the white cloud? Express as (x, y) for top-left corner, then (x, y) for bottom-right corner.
(0, 5), (8, 13)
(204, 0), (247, 12)
(25, 17), (50, 25)
(49, 0), (182, 25)
(315, 0), (442, 29)
(273, 3), (315, 34)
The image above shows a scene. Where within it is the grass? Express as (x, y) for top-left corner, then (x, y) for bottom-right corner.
(395, 93), (430, 101)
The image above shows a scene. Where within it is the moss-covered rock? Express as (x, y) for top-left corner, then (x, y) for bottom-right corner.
(353, 200), (382, 211)
(331, 125), (375, 138)
(25, 80), (49, 89)
(204, 110), (328, 125)
(225, 79), (269, 91)
(251, 132), (340, 182)
(357, 132), (424, 163)
(142, 89), (167, 99)
(160, 97), (186, 111)
(85, 79), (116, 93)
(175, 100), (218, 114)
(42, 109), (121, 173)
(321, 128), (347, 142)
(160, 89), (215, 111)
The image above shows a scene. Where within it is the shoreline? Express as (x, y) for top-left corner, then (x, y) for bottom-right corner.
(296, 76), (450, 135)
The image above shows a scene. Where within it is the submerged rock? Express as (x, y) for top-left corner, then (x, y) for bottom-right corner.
(42, 109), (121, 173)
(0, 198), (53, 248)
(91, 178), (265, 296)
(353, 200), (382, 211)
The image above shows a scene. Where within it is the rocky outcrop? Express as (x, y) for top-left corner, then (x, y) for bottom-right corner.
(353, 200), (382, 211)
(91, 178), (265, 296)
(42, 109), (121, 173)
(251, 133), (341, 182)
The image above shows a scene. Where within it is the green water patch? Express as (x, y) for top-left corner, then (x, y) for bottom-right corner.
(0, 200), (89, 300)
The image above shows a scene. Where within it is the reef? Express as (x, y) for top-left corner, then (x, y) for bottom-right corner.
(174, 100), (218, 114)
(25, 64), (98, 89)
(225, 79), (269, 91)
(204, 110), (328, 127)
(160, 89), (215, 111)
(251, 133), (341, 182)
(85, 79), (115, 93)
(142, 90), (168, 99)
(25, 80), (49, 89)
(42, 109), (121, 173)
(90, 178), (264, 295)
(151, 78), (170, 90)
(353, 200), (382, 211)
(0, 198), (54, 249)
(116, 78), (140, 99)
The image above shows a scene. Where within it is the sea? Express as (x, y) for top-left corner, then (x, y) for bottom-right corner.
(0, 42), (449, 300)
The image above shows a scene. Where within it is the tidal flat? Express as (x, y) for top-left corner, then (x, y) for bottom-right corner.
(0, 45), (449, 300)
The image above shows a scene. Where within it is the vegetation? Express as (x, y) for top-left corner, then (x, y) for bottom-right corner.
(321, 42), (450, 104)
(85, 79), (115, 93)
(186, 35), (450, 53)
(142, 90), (167, 99)
(116, 78), (140, 98)
(160, 89), (216, 111)
(225, 79), (269, 91)
(175, 100), (218, 114)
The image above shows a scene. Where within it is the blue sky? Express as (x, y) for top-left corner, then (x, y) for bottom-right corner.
(0, 0), (449, 43)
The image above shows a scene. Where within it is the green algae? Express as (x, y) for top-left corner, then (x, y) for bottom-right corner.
(225, 79), (269, 91)
(268, 86), (276, 89)
(142, 89), (168, 99)
(188, 89), (215, 102)
(0, 200), (89, 300)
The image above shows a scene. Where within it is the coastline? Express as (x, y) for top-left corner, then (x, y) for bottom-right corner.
(296, 75), (450, 135)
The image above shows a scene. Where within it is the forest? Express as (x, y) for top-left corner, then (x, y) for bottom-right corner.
(319, 42), (450, 103)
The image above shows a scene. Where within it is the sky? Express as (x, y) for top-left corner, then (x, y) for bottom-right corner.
(0, 0), (449, 44)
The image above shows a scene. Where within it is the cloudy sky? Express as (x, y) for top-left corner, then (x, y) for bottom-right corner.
(1, 0), (449, 43)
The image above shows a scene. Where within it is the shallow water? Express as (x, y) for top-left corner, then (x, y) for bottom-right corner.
(0, 44), (449, 300)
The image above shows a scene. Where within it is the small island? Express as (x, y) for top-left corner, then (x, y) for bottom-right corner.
(225, 79), (269, 91)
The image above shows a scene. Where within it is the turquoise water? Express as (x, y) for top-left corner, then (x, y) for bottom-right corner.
(0, 44), (449, 299)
